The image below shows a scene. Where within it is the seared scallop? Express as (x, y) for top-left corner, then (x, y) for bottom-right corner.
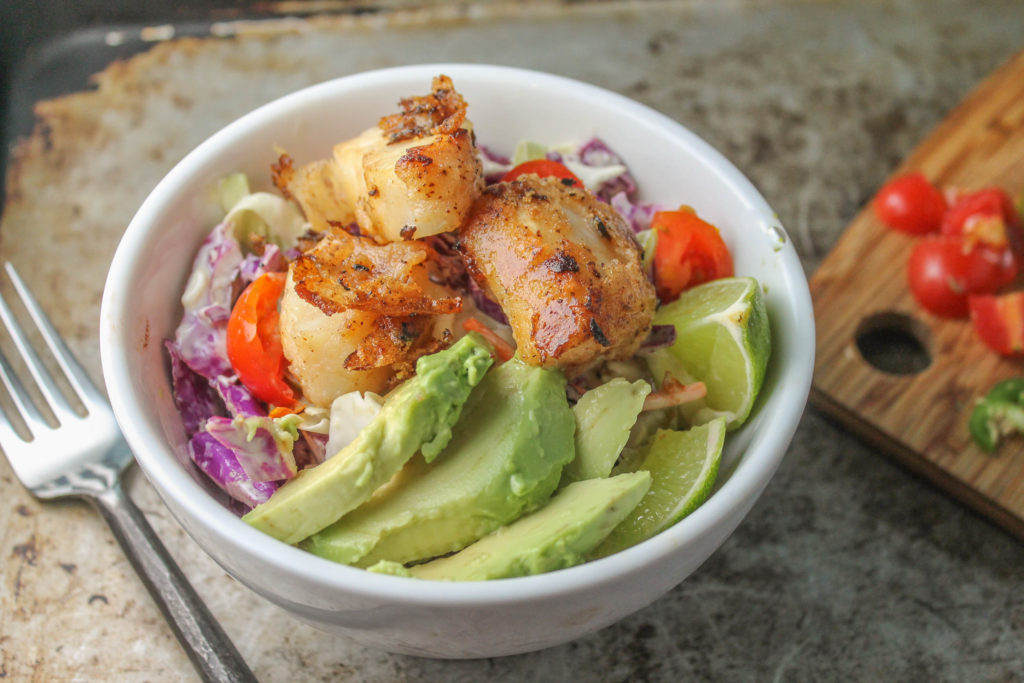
(333, 75), (484, 241)
(271, 154), (355, 234)
(457, 174), (657, 370)
(279, 277), (393, 406)
(280, 229), (461, 406)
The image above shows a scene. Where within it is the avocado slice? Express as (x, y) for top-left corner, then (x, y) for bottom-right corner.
(375, 471), (651, 581)
(242, 333), (494, 544)
(303, 357), (576, 567)
(560, 378), (650, 487)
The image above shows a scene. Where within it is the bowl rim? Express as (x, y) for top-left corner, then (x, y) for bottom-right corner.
(100, 62), (814, 605)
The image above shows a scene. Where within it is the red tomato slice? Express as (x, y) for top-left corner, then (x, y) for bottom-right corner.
(652, 208), (734, 302)
(873, 172), (947, 235)
(969, 292), (1024, 356)
(906, 235), (1013, 318)
(941, 187), (1023, 253)
(226, 272), (298, 407)
(501, 159), (583, 188)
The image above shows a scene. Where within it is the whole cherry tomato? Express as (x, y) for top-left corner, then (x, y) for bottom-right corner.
(906, 235), (1013, 318)
(969, 292), (1024, 356)
(226, 272), (298, 407)
(501, 159), (584, 188)
(874, 172), (947, 235)
(652, 208), (734, 302)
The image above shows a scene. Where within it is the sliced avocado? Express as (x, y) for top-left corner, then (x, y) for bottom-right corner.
(303, 358), (575, 567)
(560, 378), (651, 487)
(387, 471), (651, 581)
(242, 333), (494, 544)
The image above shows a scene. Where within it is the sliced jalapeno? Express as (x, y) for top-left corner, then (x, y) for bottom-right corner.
(982, 378), (1024, 404)
(969, 378), (1024, 453)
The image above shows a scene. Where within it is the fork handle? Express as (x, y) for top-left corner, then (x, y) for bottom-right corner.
(89, 483), (257, 683)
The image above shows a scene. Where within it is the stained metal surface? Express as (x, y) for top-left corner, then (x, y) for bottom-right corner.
(2, 1), (1024, 680)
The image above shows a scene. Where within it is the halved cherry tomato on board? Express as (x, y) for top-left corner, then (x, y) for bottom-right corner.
(501, 159), (583, 188)
(969, 292), (1024, 356)
(873, 172), (947, 235)
(941, 187), (1023, 254)
(651, 208), (734, 303)
(226, 271), (298, 407)
(906, 235), (1014, 318)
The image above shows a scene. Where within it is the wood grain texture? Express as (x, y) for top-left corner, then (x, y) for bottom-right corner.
(810, 49), (1024, 539)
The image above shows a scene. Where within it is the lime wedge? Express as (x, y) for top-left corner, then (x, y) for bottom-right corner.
(592, 418), (726, 558)
(646, 276), (770, 430)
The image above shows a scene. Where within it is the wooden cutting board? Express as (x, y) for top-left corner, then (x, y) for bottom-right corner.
(810, 49), (1024, 540)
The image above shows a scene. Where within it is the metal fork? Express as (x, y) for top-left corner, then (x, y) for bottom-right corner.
(0, 263), (256, 683)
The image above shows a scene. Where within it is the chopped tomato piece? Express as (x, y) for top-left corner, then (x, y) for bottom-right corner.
(226, 272), (298, 407)
(501, 159), (583, 188)
(969, 292), (1024, 356)
(651, 208), (734, 302)
(906, 235), (1014, 318)
(941, 187), (1023, 254)
(873, 172), (947, 235)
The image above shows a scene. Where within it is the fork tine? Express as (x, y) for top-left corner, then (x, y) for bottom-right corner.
(0, 344), (50, 439)
(0, 267), (80, 424)
(3, 263), (103, 413)
(0, 398), (26, 447)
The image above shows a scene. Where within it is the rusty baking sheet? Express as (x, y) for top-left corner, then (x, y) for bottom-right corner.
(1, 0), (445, 209)
(4, 2), (1024, 679)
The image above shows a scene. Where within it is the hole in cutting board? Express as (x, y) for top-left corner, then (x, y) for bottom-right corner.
(854, 312), (932, 375)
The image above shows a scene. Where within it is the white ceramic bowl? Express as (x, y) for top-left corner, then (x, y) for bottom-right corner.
(100, 63), (814, 658)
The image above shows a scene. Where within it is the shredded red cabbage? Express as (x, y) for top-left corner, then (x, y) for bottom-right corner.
(213, 376), (265, 418)
(639, 324), (677, 353)
(188, 432), (277, 508)
(478, 144), (510, 165)
(611, 191), (665, 234)
(166, 340), (224, 434)
(578, 138), (638, 202)
(169, 220), (298, 509)
(423, 232), (469, 291)
(205, 416), (297, 482)
(478, 144), (512, 183)
(172, 222), (241, 379)
(467, 276), (508, 325)
(295, 431), (328, 469)
(238, 243), (285, 284)
(578, 138), (624, 166)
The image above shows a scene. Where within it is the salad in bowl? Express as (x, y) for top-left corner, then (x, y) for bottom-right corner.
(165, 75), (770, 579)
(101, 64), (812, 656)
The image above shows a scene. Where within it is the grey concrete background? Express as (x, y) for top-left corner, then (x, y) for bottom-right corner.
(1, 1), (1023, 680)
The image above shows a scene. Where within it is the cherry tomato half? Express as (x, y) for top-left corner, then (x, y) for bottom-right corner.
(226, 271), (298, 407)
(969, 292), (1024, 356)
(873, 172), (947, 235)
(906, 235), (1014, 318)
(941, 187), (1023, 253)
(501, 159), (584, 188)
(652, 208), (734, 303)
